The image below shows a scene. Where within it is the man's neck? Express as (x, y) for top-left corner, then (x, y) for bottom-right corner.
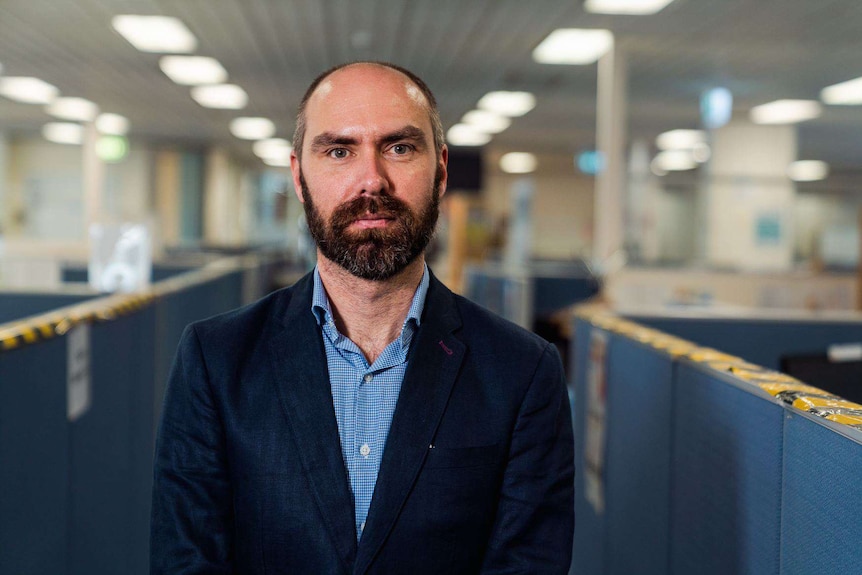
(316, 254), (426, 364)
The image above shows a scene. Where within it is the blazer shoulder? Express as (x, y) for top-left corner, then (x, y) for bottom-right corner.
(188, 271), (312, 347)
(449, 289), (552, 357)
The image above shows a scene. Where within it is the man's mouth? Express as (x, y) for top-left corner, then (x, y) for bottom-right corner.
(351, 213), (395, 229)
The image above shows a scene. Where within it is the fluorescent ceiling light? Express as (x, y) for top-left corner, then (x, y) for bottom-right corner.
(749, 99), (821, 124)
(43, 122), (84, 145)
(585, 0), (675, 15)
(462, 110), (511, 134)
(230, 117), (276, 140)
(533, 28), (613, 65)
(262, 156), (291, 168)
(500, 152), (538, 174)
(112, 15), (197, 53)
(46, 97), (99, 122)
(788, 160), (829, 182)
(0, 76), (59, 104)
(96, 113), (130, 135)
(821, 76), (862, 105)
(160, 56), (228, 86)
(653, 150), (696, 171)
(656, 129), (705, 151)
(253, 138), (292, 164)
(191, 84), (248, 109)
(477, 91), (536, 117)
(446, 124), (492, 146)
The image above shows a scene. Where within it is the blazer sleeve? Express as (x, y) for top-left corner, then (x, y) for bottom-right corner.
(480, 342), (575, 575)
(150, 325), (235, 574)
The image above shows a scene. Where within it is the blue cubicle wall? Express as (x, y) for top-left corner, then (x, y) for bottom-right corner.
(0, 260), (249, 575)
(571, 310), (862, 575)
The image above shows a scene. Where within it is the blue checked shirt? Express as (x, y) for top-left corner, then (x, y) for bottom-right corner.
(311, 266), (430, 540)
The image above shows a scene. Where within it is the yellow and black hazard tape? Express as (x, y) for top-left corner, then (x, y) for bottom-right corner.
(0, 292), (158, 353)
(571, 302), (862, 434)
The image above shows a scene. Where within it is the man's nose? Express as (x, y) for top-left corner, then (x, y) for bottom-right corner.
(357, 152), (389, 195)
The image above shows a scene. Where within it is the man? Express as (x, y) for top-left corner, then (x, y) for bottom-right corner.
(151, 61), (574, 574)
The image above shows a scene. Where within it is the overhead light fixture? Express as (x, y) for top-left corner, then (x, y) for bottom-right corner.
(159, 56), (228, 86)
(788, 160), (829, 182)
(652, 150), (696, 172)
(500, 152), (538, 174)
(46, 97), (99, 122)
(96, 113), (130, 135)
(96, 135), (130, 163)
(0, 76), (59, 104)
(585, 0), (675, 14)
(230, 117), (276, 140)
(253, 138), (293, 165)
(656, 129), (706, 151)
(112, 15), (197, 53)
(191, 84), (248, 109)
(749, 99), (821, 124)
(477, 91), (536, 117)
(462, 110), (511, 134)
(821, 76), (862, 105)
(446, 124), (492, 147)
(533, 28), (613, 65)
(43, 122), (84, 145)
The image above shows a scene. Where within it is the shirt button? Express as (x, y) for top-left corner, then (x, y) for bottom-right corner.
(364, 374), (373, 383)
(360, 443), (371, 457)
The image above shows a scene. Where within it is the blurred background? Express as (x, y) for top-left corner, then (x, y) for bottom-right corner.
(1, 0), (861, 315)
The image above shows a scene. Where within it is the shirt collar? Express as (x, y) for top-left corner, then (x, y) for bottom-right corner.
(311, 265), (430, 334)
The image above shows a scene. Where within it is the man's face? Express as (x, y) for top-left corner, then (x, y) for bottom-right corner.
(291, 64), (448, 281)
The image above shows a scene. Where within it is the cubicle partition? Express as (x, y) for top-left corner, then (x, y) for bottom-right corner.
(571, 306), (862, 575)
(0, 256), (261, 575)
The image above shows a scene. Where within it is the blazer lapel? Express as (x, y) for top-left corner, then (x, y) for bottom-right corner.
(267, 275), (357, 573)
(354, 275), (466, 575)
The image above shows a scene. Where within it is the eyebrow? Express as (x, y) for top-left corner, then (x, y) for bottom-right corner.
(309, 125), (428, 152)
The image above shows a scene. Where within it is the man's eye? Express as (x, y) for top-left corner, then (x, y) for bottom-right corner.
(391, 144), (412, 155)
(329, 148), (349, 159)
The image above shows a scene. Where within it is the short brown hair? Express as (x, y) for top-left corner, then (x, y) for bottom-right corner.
(292, 61), (445, 161)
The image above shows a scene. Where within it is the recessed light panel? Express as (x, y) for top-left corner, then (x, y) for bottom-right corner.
(96, 113), (130, 135)
(749, 100), (821, 124)
(446, 124), (491, 146)
(191, 84), (248, 109)
(477, 91), (536, 117)
(462, 110), (511, 134)
(656, 129), (705, 150)
(254, 138), (293, 165)
(230, 117), (276, 140)
(0, 77), (59, 104)
(585, 0), (675, 15)
(821, 77), (862, 105)
(788, 160), (829, 182)
(500, 152), (538, 174)
(46, 97), (99, 122)
(653, 150), (696, 171)
(43, 122), (84, 145)
(533, 29), (613, 65)
(160, 56), (228, 86)
(112, 15), (197, 53)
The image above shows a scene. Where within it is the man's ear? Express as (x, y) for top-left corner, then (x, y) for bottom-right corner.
(290, 151), (304, 203)
(437, 145), (449, 199)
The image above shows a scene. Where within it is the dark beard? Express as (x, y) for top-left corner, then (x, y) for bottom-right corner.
(300, 168), (442, 281)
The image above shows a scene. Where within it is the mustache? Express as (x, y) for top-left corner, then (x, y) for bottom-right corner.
(330, 194), (411, 228)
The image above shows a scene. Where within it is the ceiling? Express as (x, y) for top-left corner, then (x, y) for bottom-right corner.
(1, 0), (861, 171)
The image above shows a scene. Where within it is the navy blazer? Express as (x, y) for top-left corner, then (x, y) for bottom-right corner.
(151, 271), (574, 574)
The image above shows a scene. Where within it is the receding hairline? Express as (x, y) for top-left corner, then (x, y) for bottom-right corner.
(293, 60), (445, 160)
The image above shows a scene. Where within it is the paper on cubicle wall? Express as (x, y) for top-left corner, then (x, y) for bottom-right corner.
(584, 329), (609, 514)
(88, 223), (151, 293)
(67, 323), (91, 422)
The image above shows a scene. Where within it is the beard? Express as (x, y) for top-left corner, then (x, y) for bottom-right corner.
(300, 166), (442, 281)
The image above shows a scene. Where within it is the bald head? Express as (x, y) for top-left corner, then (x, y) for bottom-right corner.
(292, 61), (445, 161)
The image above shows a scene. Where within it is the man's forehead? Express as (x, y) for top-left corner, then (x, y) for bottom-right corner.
(309, 64), (429, 111)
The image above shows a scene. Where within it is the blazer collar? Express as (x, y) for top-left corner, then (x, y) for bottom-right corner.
(354, 272), (465, 575)
(267, 273), (357, 573)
